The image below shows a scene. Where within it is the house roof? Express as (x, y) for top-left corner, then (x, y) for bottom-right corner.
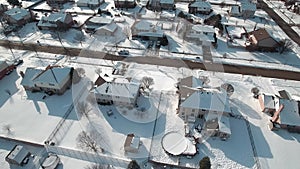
(134, 20), (153, 31)
(33, 67), (72, 86)
(230, 6), (240, 15)
(95, 22), (118, 33)
(20, 68), (43, 88)
(160, 0), (174, 4)
(77, 0), (101, 5)
(6, 145), (29, 165)
(179, 76), (204, 89)
(241, 2), (256, 11)
(137, 31), (164, 38)
(93, 78), (140, 99)
(88, 17), (112, 25)
(38, 13), (71, 28)
(94, 75), (106, 86)
(4, 8), (30, 21)
(189, 1), (211, 8)
(277, 99), (300, 126)
(249, 29), (276, 42)
(180, 90), (231, 113)
(191, 25), (215, 33)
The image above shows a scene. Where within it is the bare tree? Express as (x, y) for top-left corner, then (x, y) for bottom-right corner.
(221, 83), (234, 97)
(76, 68), (86, 77)
(251, 87), (260, 99)
(279, 39), (294, 54)
(95, 68), (102, 76)
(141, 77), (154, 90)
(77, 131), (101, 153)
(76, 101), (92, 119)
(3, 124), (13, 135)
(123, 26), (132, 39)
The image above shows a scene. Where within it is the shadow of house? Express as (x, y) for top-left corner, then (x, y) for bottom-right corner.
(0, 70), (19, 108)
(37, 13), (74, 31)
(20, 66), (73, 95)
(114, 0), (136, 9)
(160, 0), (175, 11)
(245, 28), (280, 52)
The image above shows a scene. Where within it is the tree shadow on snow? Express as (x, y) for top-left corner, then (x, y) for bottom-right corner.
(0, 71), (19, 107)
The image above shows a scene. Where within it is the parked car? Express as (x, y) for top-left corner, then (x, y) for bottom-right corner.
(118, 50), (129, 56)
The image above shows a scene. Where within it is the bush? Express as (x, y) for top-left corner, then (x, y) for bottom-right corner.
(199, 156), (211, 169)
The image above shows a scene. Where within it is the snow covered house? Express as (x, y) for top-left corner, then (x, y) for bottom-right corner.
(185, 24), (216, 44)
(37, 13), (74, 31)
(84, 17), (114, 33)
(188, 0), (212, 15)
(160, 0), (175, 10)
(229, 3), (256, 18)
(95, 22), (118, 36)
(3, 8), (33, 26)
(259, 93), (300, 133)
(77, 0), (104, 9)
(179, 90), (231, 123)
(20, 66), (73, 95)
(131, 20), (156, 36)
(5, 145), (30, 166)
(114, 0), (136, 9)
(246, 28), (279, 52)
(0, 60), (14, 80)
(124, 133), (140, 153)
(92, 77), (140, 107)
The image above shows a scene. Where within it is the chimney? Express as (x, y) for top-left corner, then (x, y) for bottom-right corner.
(272, 104), (284, 123)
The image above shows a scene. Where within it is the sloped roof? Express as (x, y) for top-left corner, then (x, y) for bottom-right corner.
(278, 99), (300, 126)
(88, 17), (112, 25)
(0, 60), (9, 72)
(192, 25), (215, 33)
(6, 145), (29, 165)
(205, 113), (231, 134)
(20, 68), (43, 88)
(4, 8), (30, 21)
(33, 67), (72, 85)
(261, 93), (276, 109)
(96, 22), (118, 33)
(134, 20), (153, 31)
(160, 0), (174, 4)
(180, 90), (231, 113)
(241, 2), (256, 11)
(93, 78), (140, 99)
(189, 1), (211, 8)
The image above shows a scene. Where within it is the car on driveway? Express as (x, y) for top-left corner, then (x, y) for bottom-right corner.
(118, 50), (129, 56)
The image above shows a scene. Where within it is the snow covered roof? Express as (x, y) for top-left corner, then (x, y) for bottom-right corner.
(160, 0), (174, 4)
(191, 25), (215, 33)
(4, 8), (30, 21)
(6, 145), (29, 165)
(95, 22), (118, 33)
(189, 1), (211, 8)
(230, 6), (240, 15)
(33, 67), (72, 85)
(77, 0), (101, 5)
(20, 68), (43, 88)
(137, 32), (164, 38)
(38, 13), (71, 28)
(88, 17), (112, 25)
(277, 99), (300, 126)
(93, 78), (140, 99)
(180, 90), (231, 113)
(134, 20), (154, 31)
(241, 2), (256, 11)
(179, 76), (204, 89)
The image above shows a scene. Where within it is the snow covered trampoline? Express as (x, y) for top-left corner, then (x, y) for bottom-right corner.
(161, 132), (188, 156)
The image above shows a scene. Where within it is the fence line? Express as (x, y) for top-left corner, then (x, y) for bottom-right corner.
(46, 145), (130, 168)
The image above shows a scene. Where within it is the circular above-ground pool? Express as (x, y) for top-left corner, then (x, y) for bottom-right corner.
(161, 132), (188, 156)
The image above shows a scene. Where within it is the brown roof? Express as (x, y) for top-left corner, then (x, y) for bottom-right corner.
(124, 133), (134, 148)
(249, 28), (273, 41)
(95, 75), (106, 86)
